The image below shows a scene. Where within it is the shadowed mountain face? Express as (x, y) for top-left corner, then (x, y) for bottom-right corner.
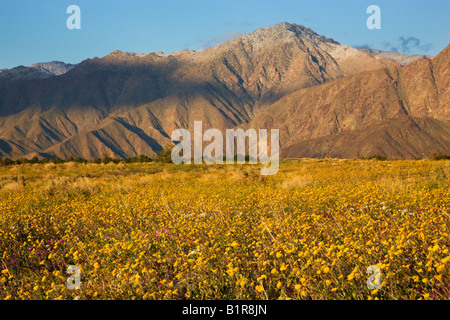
(0, 23), (448, 160)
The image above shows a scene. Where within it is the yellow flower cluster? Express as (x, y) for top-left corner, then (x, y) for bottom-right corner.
(0, 159), (449, 300)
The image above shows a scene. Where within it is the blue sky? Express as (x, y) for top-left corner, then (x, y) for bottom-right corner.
(0, 0), (449, 69)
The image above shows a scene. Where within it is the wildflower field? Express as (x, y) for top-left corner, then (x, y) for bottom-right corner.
(0, 159), (449, 300)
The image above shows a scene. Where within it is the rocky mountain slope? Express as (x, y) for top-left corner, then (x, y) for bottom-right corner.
(0, 61), (76, 83)
(244, 44), (450, 158)
(0, 23), (396, 159)
(28, 61), (76, 76)
(357, 48), (433, 66)
(0, 23), (448, 160)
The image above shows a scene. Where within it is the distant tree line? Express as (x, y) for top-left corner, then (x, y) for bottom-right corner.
(0, 154), (155, 166)
(359, 153), (450, 161)
(0, 148), (449, 166)
(430, 153), (450, 160)
(0, 145), (177, 166)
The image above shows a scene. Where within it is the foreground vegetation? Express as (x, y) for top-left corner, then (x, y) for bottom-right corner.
(0, 159), (449, 300)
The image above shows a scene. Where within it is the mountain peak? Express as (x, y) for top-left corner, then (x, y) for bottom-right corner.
(259, 22), (312, 34)
(247, 22), (340, 45)
(0, 61), (76, 83)
(201, 22), (340, 57)
(29, 61), (76, 76)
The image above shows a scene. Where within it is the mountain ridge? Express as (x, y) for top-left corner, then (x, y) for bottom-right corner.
(0, 61), (76, 83)
(357, 48), (433, 66)
(244, 44), (450, 158)
(0, 23), (448, 160)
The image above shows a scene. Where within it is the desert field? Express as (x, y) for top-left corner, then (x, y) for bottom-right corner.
(0, 159), (449, 300)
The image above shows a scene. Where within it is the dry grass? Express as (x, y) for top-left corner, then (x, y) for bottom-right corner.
(280, 173), (313, 188)
(41, 176), (100, 196)
(3, 181), (24, 191)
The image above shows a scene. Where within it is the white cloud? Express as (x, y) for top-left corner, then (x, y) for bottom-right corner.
(198, 30), (243, 52)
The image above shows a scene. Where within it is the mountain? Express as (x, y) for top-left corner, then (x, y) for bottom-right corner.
(0, 61), (76, 83)
(357, 48), (433, 66)
(29, 61), (77, 76)
(0, 23), (396, 159)
(0, 23), (448, 160)
(244, 44), (450, 159)
(0, 66), (53, 83)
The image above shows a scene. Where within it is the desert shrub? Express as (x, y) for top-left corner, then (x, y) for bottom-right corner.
(360, 155), (388, 161)
(155, 144), (175, 163)
(41, 176), (100, 197)
(431, 153), (450, 160)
